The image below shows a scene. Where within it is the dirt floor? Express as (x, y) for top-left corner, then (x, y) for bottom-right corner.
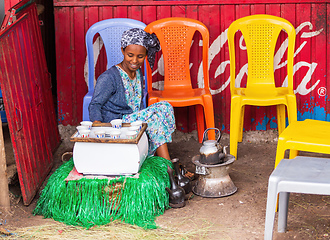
(1, 124), (330, 239)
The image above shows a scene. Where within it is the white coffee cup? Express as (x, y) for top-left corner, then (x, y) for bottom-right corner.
(105, 130), (112, 138)
(109, 129), (121, 139)
(126, 130), (137, 139)
(80, 121), (93, 130)
(95, 130), (105, 138)
(76, 125), (89, 135)
(128, 125), (140, 133)
(79, 129), (91, 138)
(110, 119), (122, 129)
(131, 120), (143, 130)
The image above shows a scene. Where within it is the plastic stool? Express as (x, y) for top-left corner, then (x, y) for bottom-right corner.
(264, 156), (330, 240)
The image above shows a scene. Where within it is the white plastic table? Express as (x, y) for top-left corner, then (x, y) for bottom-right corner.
(264, 156), (330, 240)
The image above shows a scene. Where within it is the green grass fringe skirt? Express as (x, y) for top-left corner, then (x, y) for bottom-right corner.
(33, 156), (173, 229)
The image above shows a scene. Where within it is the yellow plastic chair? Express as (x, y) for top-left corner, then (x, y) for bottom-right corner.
(227, 14), (297, 159)
(145, 17), (215, 142)
(275, 119), (330, 168)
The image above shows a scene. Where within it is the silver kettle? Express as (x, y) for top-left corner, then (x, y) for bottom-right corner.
(199, 128), (226, 165)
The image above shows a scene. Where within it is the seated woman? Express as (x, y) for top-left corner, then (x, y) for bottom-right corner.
(88, 28), (175, 160)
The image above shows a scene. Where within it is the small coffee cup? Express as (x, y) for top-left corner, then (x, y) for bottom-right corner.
(95, 130), (105, 138)
(76, 125), (89, 135)
(126, 130), (137, 139)
(105, 130), (112, 138)
(109, 129), (121, 139)
(131, 120), (143, 130)
(110, 119), (122, 129)
(128, 125), (140, 133)
(80, 121), (93, 130)
(79, 129), (91, 138)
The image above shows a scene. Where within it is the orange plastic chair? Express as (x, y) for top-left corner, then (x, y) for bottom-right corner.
(227, 14), (297, 159)
(275, 119), (330, 168)
(145, 17), (215, 142)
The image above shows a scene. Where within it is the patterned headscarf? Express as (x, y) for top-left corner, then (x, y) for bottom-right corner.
(121, 28), (160, 70)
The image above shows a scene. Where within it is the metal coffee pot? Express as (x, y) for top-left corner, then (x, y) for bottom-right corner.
(199, 128), (226, 165)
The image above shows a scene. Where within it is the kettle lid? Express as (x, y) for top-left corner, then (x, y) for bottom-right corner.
(203, 140), (217, 146)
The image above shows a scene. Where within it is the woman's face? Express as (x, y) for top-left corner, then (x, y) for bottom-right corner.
(121, 44), (147, 73)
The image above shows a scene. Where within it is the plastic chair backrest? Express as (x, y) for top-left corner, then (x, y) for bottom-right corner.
(85, 18), (147, 94)
(227, 14), (296, 97)
(145, 17), (209, 91)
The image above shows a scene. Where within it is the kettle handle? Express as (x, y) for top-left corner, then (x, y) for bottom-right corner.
(202, 128), (221, 143)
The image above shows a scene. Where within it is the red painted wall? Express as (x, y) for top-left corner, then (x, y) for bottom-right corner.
(53, 0), (330, 133)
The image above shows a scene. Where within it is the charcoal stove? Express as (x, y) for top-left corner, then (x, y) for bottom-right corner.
(192, 154), (237, 198)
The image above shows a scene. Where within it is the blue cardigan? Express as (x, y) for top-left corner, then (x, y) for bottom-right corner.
(88, 65), (144, 122)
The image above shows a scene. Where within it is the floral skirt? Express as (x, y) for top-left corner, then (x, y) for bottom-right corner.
(123, 101), (176, 155)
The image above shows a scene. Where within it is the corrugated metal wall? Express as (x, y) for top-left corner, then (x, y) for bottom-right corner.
(0, 4), (60, 204)
(54, 0), (330, 133)
(5, 0), (57, 102)
(4, 0), (18, 11)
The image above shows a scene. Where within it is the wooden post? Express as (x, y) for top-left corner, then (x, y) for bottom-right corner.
(0, 118), (10, 210)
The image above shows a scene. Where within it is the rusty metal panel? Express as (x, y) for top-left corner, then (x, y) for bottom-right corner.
(4, 0), (58, 114)
(2, 0), (60, 151)
(4, 0), (19, 12)
(0, 6), (60, 204)
(54, 0), (330, 134)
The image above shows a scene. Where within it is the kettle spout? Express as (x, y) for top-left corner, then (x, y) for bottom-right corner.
(219, 152), (226, 161)
(223, 146), (228, 155)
